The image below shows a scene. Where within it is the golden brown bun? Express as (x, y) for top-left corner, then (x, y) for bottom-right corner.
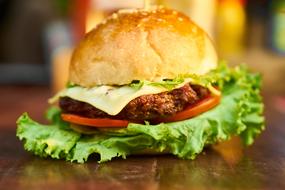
(69, 7), (217, 87)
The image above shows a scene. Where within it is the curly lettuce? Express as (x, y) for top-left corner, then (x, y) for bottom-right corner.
(16, 64), (264, 163)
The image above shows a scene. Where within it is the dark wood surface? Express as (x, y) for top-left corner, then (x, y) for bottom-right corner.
(0, 85), (285, 190)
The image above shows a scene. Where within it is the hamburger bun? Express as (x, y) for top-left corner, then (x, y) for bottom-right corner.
(69, 7), (217, 87)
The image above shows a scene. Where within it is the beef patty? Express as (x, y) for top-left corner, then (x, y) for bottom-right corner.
(59, 84), (209, 121)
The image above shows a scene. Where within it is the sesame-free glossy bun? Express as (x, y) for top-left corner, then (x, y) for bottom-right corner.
(69, 7), (217, 87)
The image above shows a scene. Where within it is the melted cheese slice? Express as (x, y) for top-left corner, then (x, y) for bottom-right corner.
(49, 80), (192, 116)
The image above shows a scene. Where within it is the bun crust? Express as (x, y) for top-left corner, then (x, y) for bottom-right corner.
(69, 7), (217, 87)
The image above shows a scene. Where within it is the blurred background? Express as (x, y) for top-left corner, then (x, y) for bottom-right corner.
(0, 0), (285, 119)
(1, 2), (285, 184)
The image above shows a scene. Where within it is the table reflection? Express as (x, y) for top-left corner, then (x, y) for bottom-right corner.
(16, 146), (261, 190)
(212, 136), (244, 165)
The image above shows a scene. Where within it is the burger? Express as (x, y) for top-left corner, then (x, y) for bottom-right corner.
(16, 7), (264, 163)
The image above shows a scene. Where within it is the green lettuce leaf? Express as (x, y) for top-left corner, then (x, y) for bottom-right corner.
(16, 64), (264, 163)
(128, 72), (218, 91)
(149, 77), (185, 90)
(16, 113), (81, 159)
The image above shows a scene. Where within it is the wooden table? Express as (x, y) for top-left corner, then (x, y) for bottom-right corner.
(0, 85), (285, 190)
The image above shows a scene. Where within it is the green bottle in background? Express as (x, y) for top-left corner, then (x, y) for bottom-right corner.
(271, 0), (285, 55)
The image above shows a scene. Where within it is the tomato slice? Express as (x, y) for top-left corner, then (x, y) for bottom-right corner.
(61, 114), (129, 128)
(154, 94), (221, 123)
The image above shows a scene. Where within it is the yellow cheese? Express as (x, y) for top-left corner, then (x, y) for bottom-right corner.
(49, 79), (193, 116)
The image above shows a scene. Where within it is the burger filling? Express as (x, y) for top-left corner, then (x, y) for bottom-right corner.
(59, 84), (210, 122)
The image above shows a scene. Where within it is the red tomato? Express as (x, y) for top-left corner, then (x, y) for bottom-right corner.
(155, 94), (221, 123)
(61, 114), (129, 128)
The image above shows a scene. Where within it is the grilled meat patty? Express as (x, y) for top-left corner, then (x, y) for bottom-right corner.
(59, 84), (209, 121)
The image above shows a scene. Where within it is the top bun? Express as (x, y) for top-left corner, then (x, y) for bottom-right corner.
(69, 7), (217, 87)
